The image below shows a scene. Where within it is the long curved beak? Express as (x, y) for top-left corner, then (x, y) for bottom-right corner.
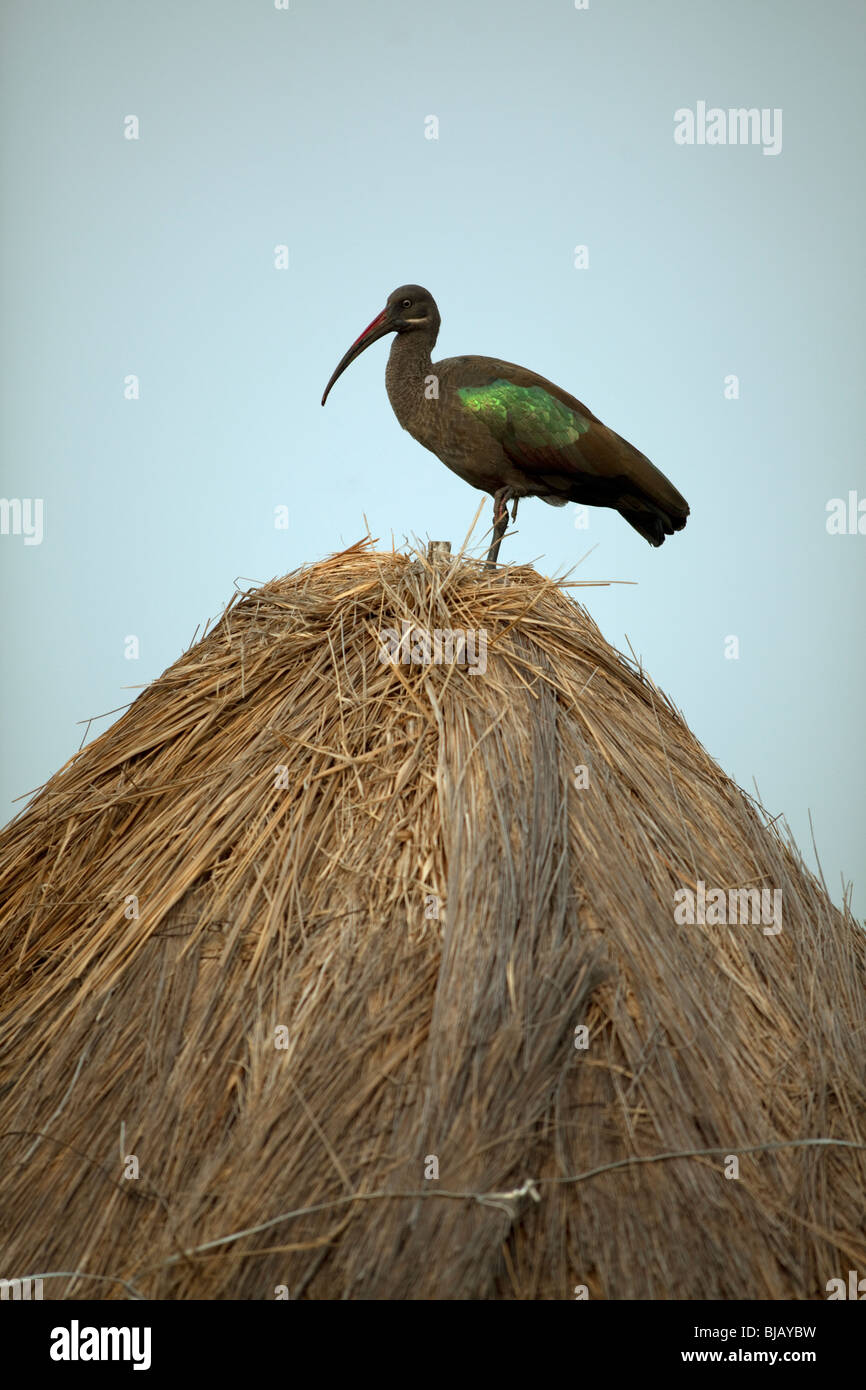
(321, 308), (395, 405)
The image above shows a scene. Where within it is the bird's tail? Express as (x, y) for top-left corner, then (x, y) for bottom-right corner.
(602, 429), (690, 546)
(617, 495), (689, 547)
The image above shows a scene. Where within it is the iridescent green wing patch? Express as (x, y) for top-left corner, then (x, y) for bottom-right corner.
(457, 380), (591, 448)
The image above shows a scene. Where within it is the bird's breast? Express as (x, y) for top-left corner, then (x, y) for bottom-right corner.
(386, 377), (499, 490)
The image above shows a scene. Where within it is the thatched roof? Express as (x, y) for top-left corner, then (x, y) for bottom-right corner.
(1, 537), (864, 1300)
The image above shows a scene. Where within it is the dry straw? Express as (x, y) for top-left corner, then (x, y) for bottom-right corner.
(1, 535), (863, 1300)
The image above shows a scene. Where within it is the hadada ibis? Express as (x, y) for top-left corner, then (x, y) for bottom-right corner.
(322, 285), (689, 566)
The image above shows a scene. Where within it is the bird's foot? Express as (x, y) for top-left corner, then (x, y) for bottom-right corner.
(492, 486), (512, 524)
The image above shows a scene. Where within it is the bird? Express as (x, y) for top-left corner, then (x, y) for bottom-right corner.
(322, 285), (689, 567)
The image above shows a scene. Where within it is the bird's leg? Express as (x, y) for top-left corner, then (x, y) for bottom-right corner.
(485, 487), (512, 569)
(511, 498), (519, 523)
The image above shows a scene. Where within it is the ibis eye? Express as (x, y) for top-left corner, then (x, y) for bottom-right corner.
(401, 298), (412, 308)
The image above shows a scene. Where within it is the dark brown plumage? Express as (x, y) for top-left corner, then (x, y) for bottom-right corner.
(323, 285), (689, 564)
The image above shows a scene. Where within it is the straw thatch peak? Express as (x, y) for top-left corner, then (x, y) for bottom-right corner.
(0, 538), (863, 1300)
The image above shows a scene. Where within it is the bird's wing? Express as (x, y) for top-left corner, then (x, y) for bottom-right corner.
(453, 359), (688, 517)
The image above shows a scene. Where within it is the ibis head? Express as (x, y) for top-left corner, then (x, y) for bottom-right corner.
(321, 285), (440, 405)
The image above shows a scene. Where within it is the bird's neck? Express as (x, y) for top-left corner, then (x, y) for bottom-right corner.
(385, 330), (436, 430)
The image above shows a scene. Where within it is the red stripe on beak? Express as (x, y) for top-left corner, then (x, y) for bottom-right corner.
(352, 309), (387, 346)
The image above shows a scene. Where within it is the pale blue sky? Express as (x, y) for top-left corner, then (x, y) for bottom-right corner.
(1, 1), (864, 912)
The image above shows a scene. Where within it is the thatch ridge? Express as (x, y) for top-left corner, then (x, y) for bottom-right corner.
(1, 537), (863, 1299)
